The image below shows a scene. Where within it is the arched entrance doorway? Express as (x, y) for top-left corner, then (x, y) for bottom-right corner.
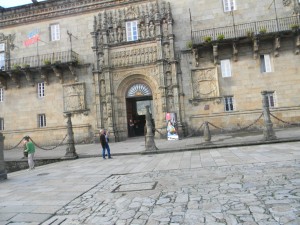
(126, 83), (153, 137)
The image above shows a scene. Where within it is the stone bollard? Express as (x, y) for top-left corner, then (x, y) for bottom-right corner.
(261, 91), (277, 141)
(0, 133), (7, 180)
(63, 113), (78, 159)
(203, 121), (212, 144)
(145, 106), (158, 151)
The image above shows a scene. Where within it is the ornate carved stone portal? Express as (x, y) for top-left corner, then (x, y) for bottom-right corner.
(91, 0), (182, 141)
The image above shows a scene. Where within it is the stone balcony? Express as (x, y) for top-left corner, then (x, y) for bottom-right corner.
(0, 50), (79, 88)
(192, 15), (300, 45)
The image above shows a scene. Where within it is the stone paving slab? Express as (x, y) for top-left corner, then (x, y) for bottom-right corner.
(41, 160), (300, 225)
(1, 141), (300, 224)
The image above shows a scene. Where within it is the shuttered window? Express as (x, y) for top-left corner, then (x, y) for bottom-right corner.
(221, 59), (232, 77)
(223, 0), (236, 12)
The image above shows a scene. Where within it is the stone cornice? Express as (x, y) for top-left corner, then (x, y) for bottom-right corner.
(0, 0), (150, 28)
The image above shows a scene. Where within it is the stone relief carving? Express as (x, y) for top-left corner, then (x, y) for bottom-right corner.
(191, 68), (219, 99)
(63, 83), (86, 112)
(111, 46), (157, 67)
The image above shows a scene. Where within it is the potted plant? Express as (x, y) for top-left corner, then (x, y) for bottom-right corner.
(246, 30), (254, 38)
(186, 40), (193, 49)
(259, 28), (267, 35)
(217, 34), (225, 41)
(12, 64), (21, 70)
(290, 24), (299, 32)
(43, 59), (51, 66)
(204, 36), (212, 43)
(22, 64), (30, 69)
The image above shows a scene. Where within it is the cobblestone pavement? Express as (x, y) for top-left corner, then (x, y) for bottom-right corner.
(1, 142), (300, 225)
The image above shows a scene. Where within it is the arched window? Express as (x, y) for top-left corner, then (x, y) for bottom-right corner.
(127, 83), (152, 97)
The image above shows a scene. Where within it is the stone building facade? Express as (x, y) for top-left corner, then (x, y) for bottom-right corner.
(0, 0), (299, 147)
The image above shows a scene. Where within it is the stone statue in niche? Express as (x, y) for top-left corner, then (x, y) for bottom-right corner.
(140, 23), (146, 39)
(149, 21), (155, 37)
(109, 29), (114, 43)
(162, 19), (168, 38)
(100, 80), (106, 97)
(164, 44), (170, 59)
(117, 27), (123, 42)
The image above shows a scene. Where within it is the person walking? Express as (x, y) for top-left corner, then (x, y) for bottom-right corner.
(23, 136), (35, 170)
(100, 129), (111, 159)
(104, 129), (112, 159)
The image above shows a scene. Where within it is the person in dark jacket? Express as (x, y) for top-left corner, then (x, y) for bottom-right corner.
(100, 129), (111, 159)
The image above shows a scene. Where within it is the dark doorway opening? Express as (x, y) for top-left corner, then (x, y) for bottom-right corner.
(126, 96), (153, 137)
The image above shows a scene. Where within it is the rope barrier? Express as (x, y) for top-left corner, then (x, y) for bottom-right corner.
(186, 122), (205, 137)
(270, 113), (300, 126)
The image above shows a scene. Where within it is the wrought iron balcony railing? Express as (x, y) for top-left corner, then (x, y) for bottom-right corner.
(0, 50), (79, 71)
(192, 16), (300, 45)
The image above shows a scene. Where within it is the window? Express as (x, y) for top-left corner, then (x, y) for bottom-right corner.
(220, 59), (232, 77)
(0, 118), (4, 131)
(266, 92), (276, 108)
(223, 0), (236, 12)
(0, 43), (5, 70)
(50, 24), (60, 41)
(38, 114), (46, 127)
(0, 88), (3, 102)
(260, 54), (272, 73)
(126, 21), (138, 41)
(224, 96), (234, 111)
(38, 82), (45, 98)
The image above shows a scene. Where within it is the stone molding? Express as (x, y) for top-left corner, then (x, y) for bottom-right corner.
(0, 0), (151, 28)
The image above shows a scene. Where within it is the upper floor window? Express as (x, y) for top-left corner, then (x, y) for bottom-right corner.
(38, 82), (45, 98)
(220, 59), (232, 77)
(50, 24), (60, 41)
(223, 0), (236, 12)
(0, 43), (5, 70)
(224, 96), (234, 112)
(0, 88), (3, 102)
(260, 54), (272, 73)
(38, 114), (46, 128)
(266, 92), (276, 108)
(126, 21), (138, 41)
(0, 118), (4, 131)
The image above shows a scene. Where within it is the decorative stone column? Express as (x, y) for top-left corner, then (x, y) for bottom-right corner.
(0, 133), (7, 180)
(145, 106), (158, 151)
(203, 121), (212, 144)
(63, 113), (78, 159)
(261, 91), (277, 141)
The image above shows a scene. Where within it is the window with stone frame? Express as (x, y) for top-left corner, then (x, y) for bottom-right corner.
(0, 118), (4, 131)
(223, 0), (236, 12)
(38, 82), (45, 98)
(50, 24), (60, 41)
(220, 59), (232, 77)
(38, 114), (46, 128)
(0, 88), (3, 102)
(260, 54), (272, 73)
(126, 21), (139, 41)
(266, 92), (276, 108)
(0, 43), (5, 70)
(224, 96), (234, 112)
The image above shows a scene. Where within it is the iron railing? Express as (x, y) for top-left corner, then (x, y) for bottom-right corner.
(192, 16), (300, 44)
(1, 50), (79, 70)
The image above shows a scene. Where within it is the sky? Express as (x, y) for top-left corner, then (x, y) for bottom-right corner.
(0, 0), (47, 8)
